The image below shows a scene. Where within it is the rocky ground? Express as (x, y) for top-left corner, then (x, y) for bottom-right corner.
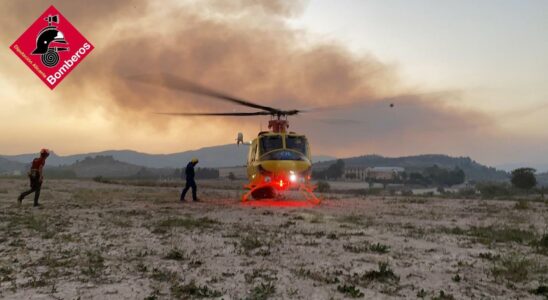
(0, 178), (547, 299)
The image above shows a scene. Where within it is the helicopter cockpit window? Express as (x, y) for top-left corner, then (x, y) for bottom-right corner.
(286, 136), (308, 155)
(249, 142), (257, 162)
(259, 136), (283, 154)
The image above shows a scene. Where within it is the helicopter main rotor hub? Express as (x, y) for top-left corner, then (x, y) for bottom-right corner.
(268, 119), (289, 133)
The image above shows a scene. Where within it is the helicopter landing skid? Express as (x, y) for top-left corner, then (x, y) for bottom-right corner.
(298, 183), (320, 205)
(241, 184), (268, 202)
(241, 183), (320, 204)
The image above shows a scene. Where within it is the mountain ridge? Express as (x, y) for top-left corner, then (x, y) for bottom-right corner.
(1, 144), (336, 169)
(0, 146), (512, 182)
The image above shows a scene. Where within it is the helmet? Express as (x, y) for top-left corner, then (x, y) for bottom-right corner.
(191, 158), (199, 163)
(32, 27), (67, 55)
(40, 149), (50, 157)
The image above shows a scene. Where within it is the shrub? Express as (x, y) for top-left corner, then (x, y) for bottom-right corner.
(164, 248), (186, 261)
(240, 235), (263, 253)
(514, 199), (529, 210)
(457, 188), (477, 197)
(432, 290), (456, 300)
(369, 243), (390, 254)
(529, 285), (548, 298)
(171, 280), (222, 298)
(317, 181), (330, 193)
(491, 253), (533, 282)
(248, 282), (276, 300)
(477, 182), (512, 199)
(360, 261), (399, 283)
(337, 284), (364, 298)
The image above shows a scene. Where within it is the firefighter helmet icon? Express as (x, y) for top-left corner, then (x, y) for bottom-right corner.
(31, 15), (69, 68)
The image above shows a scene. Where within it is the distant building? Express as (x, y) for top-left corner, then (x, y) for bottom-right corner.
(344, 167), (367, 180)
(344, 167), (405, 181)
(368, 167), (405, 180)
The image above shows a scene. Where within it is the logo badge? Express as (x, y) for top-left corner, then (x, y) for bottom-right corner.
(10, 5), (94, 89)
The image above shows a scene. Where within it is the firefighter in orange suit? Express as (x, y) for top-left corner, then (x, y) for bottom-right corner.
(18, 149), (50, 207)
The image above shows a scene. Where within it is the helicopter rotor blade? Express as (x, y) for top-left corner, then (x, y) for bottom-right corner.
(281, 109), (301, 116)
(156, 111), (272, 116)
(129, 73), (283, 114)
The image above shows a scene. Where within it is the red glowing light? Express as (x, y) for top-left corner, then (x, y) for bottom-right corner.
(279, 180), (284, 187)
(241, 199), (315, 207)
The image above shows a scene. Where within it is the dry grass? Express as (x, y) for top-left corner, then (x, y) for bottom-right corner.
(0, 178), (547, 299)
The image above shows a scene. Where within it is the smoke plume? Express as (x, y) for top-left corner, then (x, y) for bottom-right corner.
(0, 0), (498, 158)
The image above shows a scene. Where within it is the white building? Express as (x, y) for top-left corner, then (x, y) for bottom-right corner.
(345, 167), (405, 181)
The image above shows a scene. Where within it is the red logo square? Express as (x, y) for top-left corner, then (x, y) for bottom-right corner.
(9, 5), (94, 90)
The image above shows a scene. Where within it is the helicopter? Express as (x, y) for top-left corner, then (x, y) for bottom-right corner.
(131, 73), (323, 203)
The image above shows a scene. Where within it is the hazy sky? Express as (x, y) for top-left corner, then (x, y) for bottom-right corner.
(294, 0), (548, 116)
(0, 0), (547, 167)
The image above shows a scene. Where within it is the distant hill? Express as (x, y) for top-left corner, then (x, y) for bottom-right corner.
(62, 155), (145, 178)
(1, 149), (508, 182)
(2, 145), (335, 169)
(0, 155), (167, 179)
(314, 154), (508, 182)
(44, 156), (178, 179)
(0, 157), (26, 174)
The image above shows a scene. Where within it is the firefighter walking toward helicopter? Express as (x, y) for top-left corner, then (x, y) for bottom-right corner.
(18, 149), (50, 207)
(180, 158), (200, 202)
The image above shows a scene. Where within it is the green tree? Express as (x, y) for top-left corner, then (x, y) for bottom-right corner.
(312, 159), (345, 180)
(423, 165), (465, 186)
(408, 172), (429, 185)
(446, 167), (465, 186)
(511, 168), (537, 191)
(326, 159), (345, 179)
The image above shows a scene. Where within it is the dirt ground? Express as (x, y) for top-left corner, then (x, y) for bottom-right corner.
(0, 178), (547, 299)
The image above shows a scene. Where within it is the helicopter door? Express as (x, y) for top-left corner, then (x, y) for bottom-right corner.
(247, 140), (258, 179)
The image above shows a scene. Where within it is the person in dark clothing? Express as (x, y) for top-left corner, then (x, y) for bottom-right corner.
(180, 158), (199, 202)
(18, 149), (50, 207)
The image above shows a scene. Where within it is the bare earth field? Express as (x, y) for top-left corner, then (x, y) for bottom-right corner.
(0, 178), (547, 299)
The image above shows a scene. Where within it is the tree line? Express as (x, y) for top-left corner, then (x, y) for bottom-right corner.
(312, 160), (466, 187)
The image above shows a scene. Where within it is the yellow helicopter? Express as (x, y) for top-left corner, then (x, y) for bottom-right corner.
(240, 118), (315, 203)
(132, 74), (320, 203)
